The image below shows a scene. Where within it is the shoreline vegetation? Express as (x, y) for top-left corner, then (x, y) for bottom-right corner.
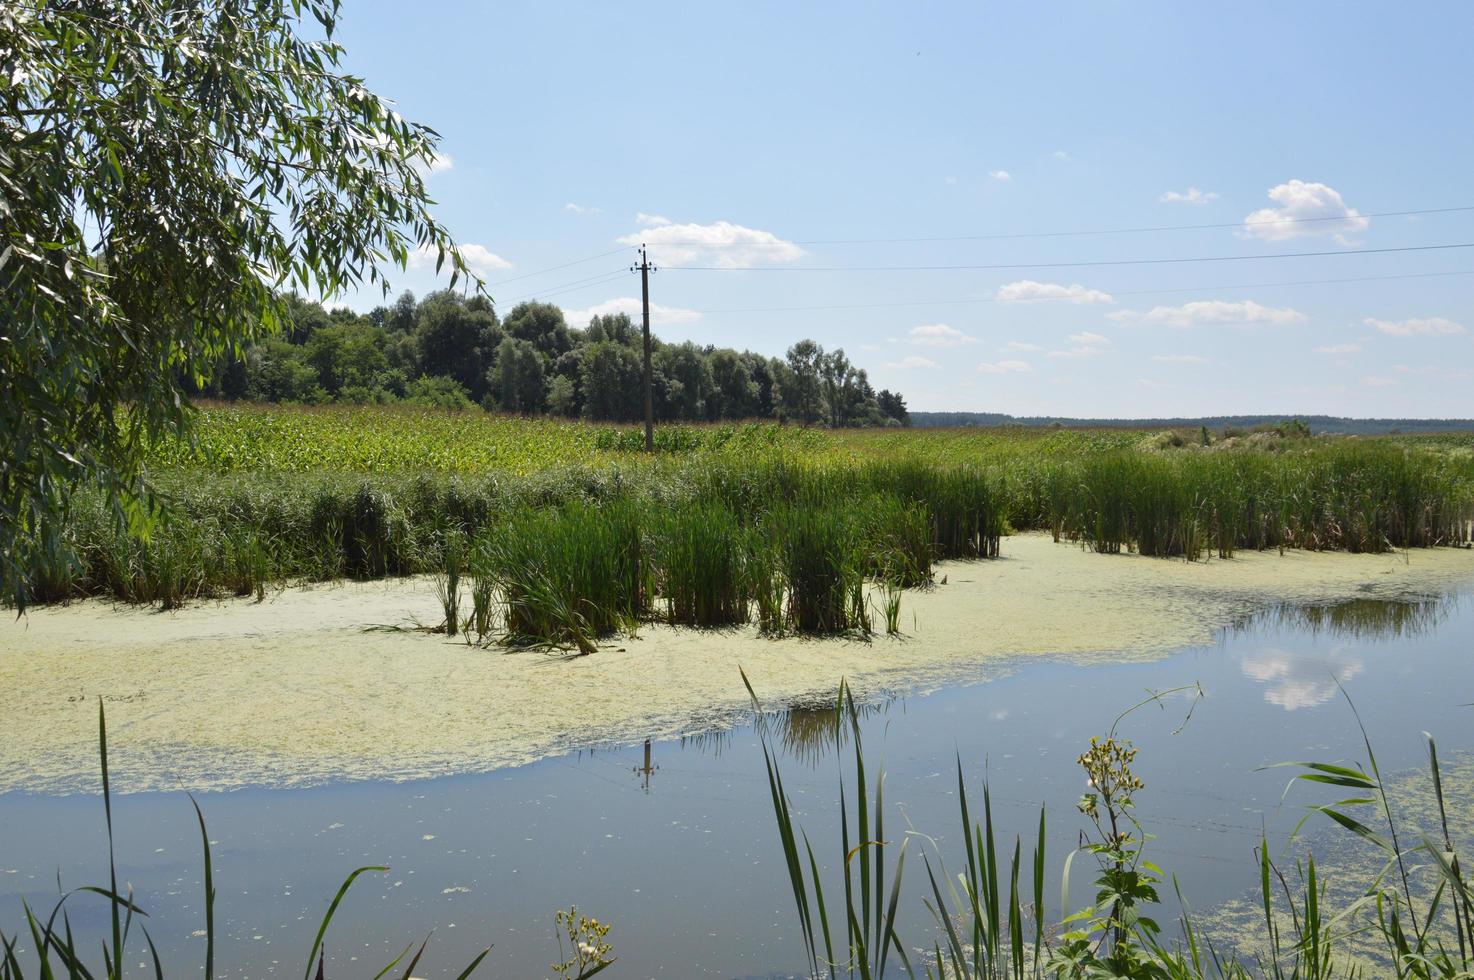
(13, 409), (1474, 641)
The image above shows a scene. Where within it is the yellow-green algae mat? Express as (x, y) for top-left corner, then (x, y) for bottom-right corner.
(3, 533), (1472, 795)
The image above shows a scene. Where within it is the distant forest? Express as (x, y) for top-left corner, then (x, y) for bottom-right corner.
(187, 292), (910, 427)
(911, 412), (1474, 435)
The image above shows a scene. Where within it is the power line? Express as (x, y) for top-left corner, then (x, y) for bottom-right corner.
(487, 247), (631, 288)
(644, 205), (1474, 247)
(687, 269), (1474, 315)
(660, 241), (1474, 273)
(496, 269), (630, 305)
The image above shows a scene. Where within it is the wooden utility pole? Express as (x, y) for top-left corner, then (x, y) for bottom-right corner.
(633, 245), (656, 451)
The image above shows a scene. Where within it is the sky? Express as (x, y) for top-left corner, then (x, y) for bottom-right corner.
(333, 1), (1473, 418)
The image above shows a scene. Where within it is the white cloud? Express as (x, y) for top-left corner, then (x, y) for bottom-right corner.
(1052, 150), (1069, 161)
(1047, 331), (1111, 358)
(1314, 342), (1362, 355)
(1109, 299), (1306, 328)
(1150, 353), (1208, 364)
(459, 243), (513, 274)
(1001, 340), (1042, 352)
(989, 170), (1012, 181)
(907, 323), (977, 347)
(977, 359), (1032, 374)
(417, 150), (453, 176)
(635, 212), (671, 227)
(1364, 316), (1465, 337)
(1241, 180), (1369, 242)
(620, 219), (804, 269)
(1360, 375), (1398, 388)
(409, 243), (511, 277)
(1159, 187), (1217, 205)
(561, 296), (701, 329)
(564, 202), (602, 216)
(884, 355), (940, 370)
(997, 280), (1115, 305)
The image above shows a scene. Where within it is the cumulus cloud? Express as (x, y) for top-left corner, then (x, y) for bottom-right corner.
(977, 359), (1032, 374)
(1052, 150), (1069, 160)
(619, 219), (804, 269)
(997, 280), (1115, 305)
(884, 355), (941, 370)
(635, 212), (671, 227)
(1047, 331), (1111, 358)
(907, 323), (977, 347)
(1360, 375), (1398, 388)
(1150, 353), (1208, 364)
(1001, 340), (1042, 352)
(409, 243), (511, 277)
(1159, 187), (1217, 205)
(1241, 180), (1369, 242)
(1364, 316), (1465, 337)
(564, 202), (602, 215)
(1109, 299), (1306, 328)
(989, 170), (1012, 181)
(1315, 342), (1362, 354)
(561, 296), (701, 329)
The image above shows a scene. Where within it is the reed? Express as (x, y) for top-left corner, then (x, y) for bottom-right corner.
(752, 678), (1474, 979)
(488, 501), (648, 653)
(767, 504), (869, 635)
(651, 501), (750, 627)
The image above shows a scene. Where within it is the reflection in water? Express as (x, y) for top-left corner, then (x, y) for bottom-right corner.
(677, 698), (896, 768)
(1235, 594), (1454, 711)
(1240, 647), (1364, 710)
(1237, 594), (1451, 640)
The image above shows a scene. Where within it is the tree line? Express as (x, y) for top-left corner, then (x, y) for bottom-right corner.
(189, 291), (910, 427)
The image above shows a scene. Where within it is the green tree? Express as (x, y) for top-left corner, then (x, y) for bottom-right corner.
(782, 340), (824, 425)
(402, 375), (475, 411)
(490, 337), (547, 414)
(709, 349), (758, 420)
(502, 302), (574, 359)
(876, 389), (909, 426)
(656, 342), (713, 421)
(413, 291), (501, 400)
(244, 339), (327, 404)
(580, 342), (644, 422)
(304, 322), (397, 398)
(1, 0), (476, 607)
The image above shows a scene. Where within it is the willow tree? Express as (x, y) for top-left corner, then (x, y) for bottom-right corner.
(1, 0), (477, 607)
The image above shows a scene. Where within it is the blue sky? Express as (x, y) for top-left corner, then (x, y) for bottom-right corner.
(335, 1), (1473, 417)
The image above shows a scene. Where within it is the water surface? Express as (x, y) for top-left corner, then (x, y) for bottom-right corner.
(2, 589), (1469, 978)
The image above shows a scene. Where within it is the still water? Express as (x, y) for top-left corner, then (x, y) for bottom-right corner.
(2, 589), (1470, 978)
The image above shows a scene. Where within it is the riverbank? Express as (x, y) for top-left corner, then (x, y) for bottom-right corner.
(4, 533), (1472, 795)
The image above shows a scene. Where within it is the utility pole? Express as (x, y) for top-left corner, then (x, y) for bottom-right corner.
(632, 245), (657, 451)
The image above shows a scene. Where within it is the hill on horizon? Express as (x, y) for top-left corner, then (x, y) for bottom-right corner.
(908, 413), (1474, 435)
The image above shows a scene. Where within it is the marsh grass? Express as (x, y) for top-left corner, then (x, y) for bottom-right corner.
(767, 504), (870, 635)
(11, 420), (1472, 618)
(490, 501), (647, 653)
(652, 501), (750, 627)
(434, 529), (466, 636)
